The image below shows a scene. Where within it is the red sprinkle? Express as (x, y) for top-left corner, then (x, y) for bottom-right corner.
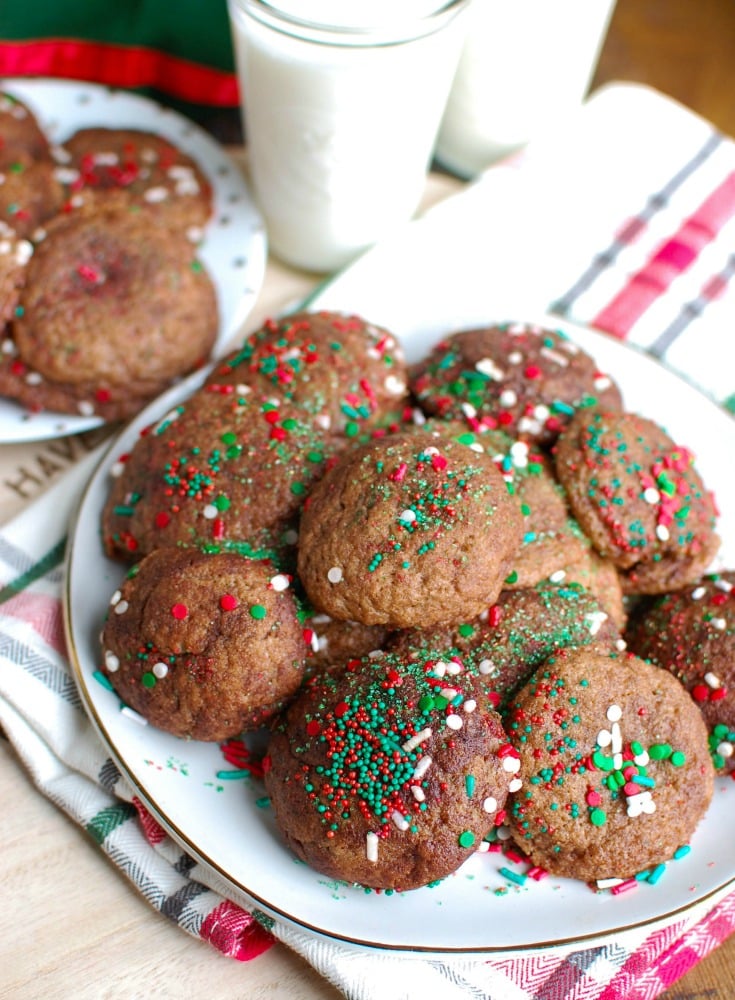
(154, 512), (170, 529)
(171, 603), (188, 620)
(219, 594), (238, 611)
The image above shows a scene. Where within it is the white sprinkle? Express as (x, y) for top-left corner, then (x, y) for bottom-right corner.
(613, 752), (623, 770)
(508, 777), (522, 793)
(615, 638), (628, 652)
(110, 461), (125, 478)
(423, 446), (439, 456)
(597, 877), (624, 889)
(634, 749), (650, 766)
(549, 569), (566, 583)
(606, 704), (622, 723)
(366, 832), (379, 862)
(114, 600), (129, 615)
(235, 383), (251, 396)
(717, 741), (734, 758)
(384, 374), (406, 395)
(411, 785), (425, 802)
(502, 756), (521, 774)
(202, 504), (218, 519)
(691, 586), (706, 600)
(25, 372), (42, 385)
(461, 401), (478, 420)
(446, 714), (463, 731)
(712, 617), (727, 630)
(705, 672), (722, 689)
(439, 687), (458, 700)
(643, 487), (661, 504)
(391, 810), (409, 831)
(403, 728), (432, 753)
(1, 337), (16, 355)
(533, 404), (550, 421)
(499, 389), (517, 407)
(413, 755), (432, 779)
(469, 442), (484, 453)
(121, 706), (148, 725)
(284, 529), (299, 545)
(431, 661), (447, 678)
(327, 566), (343, 584)
(446, 660), (462, 675)
(152, 662), (169, 679)
(496, 825), (512, 841)
(477, 841), (490, 853)
(594, 375), (612, 390)
(540, 346), (569, 367)
(77, 400), (95, 416)
(411, 407), (426, 425)
(463, 699), (477, 713)
(144, 185), (169, 203)
(398, 509), (416, 524)
(715, 578), (733, 593)
(110, 590), (122, 606)
(508, 351), (523, 364)
(656, 524), (670, 541)
(585, 610), (608, 635)
(597, 729), (612, 748)
(483, 796), (498, 813)
(475, 357), (504, 380)
(104, 651), (120, 672)
(186, 225), (204, 244)
(611, 722), (623, 755)
(270, 573), (290, 592)
(518, 416), (542, 435)
(315, 413), (331, 430)
(478, 658), (495, 675)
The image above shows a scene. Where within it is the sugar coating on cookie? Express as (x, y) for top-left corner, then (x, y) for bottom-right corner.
(554, 409), (720, 594)
(625, 571), (735, 773)
(100, 547), (308, 740)
(297, 428), (524, 628)
(505, 647), (714, 882)
(263, 650), (519, 890)
(409, 322), (622, 446)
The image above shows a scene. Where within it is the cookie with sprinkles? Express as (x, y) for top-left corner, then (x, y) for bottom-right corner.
(548, 534), (627, 630)
(0, 204), (217, 420)
(204, 310), (409, 443)
(409, 322), (622, 447)
(61, 127), (213, 236)
(505, 647), (714, 882)
(625, 571), (735, 773)
(301, 608), (391, 675)
(0, 92), (50, 166)
(297, 428), (524, 628)
(100, 547), (308, 740)
(0, 220), (32, 326)
(101, 382), (336, 561)
(0, 156), (65, 240)
(263, 649), (518, 890)
(554, 409), (720, 594)
(388, 580), (624, 712)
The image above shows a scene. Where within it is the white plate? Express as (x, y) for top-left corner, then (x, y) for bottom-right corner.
(64, 299), (735, 955)
(0, 78), (266, 443)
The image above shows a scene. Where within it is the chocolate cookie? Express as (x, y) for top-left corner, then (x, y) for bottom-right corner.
(100, 547), (307, 740)
(1, 204), (217, 420)
(0, 92), (50, 165)
(205, 310), (409, 443)
(263, 649), (519, 890)
(409, 322), (622, 447)
(297, 428), (524, 628)
(625, 571), (735, 773)
(388, 580), (624, 712)
(554, 409), (720, 594)
(61, 127), (213, 235)
(102, 383), (335, 561)
(505, 647), (714, 882)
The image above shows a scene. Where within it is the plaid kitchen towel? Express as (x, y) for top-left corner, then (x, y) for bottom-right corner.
(1, 82), (735, 999)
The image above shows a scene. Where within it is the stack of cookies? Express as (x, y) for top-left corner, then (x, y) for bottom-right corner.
(0, 89), (218, 421)
(97, 311), (725, 892)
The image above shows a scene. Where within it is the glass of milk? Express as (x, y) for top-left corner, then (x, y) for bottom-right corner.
(434, 0), (617, 178)
(227, 0), (470, 273)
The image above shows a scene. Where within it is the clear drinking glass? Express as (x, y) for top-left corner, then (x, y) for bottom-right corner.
(227, 0), (470, 273)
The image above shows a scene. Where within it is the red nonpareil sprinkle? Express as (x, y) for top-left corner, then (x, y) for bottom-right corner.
(334, 701), (350, 718)
(77, 264), (101, 283)
(95, 387), (111, 403)
(212, 518), (225, 540)
(219, 594), (238, 611)
(154, 511), (170, 528)
(692, 684), (710, 703)
(431, 453), (448, 472)
(524, 365), (542, 379)
(10, 359), (25, 375)
(488, 604), (503, 627)
(171, 603), (188, 620)
(497, 411), (514, 426)
(306, 720), (320, 736)
(390, 462), (408, 482)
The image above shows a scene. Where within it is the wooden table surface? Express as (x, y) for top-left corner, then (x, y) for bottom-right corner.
(3, 1), (735, 997)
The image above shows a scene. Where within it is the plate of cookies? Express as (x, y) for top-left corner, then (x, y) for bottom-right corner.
(64, 296), (735, 954)
(0, 78), (266, 442)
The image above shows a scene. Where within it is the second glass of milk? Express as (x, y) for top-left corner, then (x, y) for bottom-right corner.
(228, 0), (469, 273)
(434, 0), (617, 178)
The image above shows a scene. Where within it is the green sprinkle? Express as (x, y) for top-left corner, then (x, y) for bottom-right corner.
(499, 866), (527, 886)
(505, 570), (518, 585)
(589, 807), (607, 826)
(249, 604), (267, 619)
(458, 830), (476, 848)
(215, 769), (250, 780)
(465, 774), (476, 797)
(141, 672), (156, 688)
(93, 670), (114, 691)
(670, 750), (686, 767)
(649, 743), (672, 761)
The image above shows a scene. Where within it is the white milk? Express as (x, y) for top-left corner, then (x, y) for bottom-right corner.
(228, 0), (469, 272)
(435, 0), (617, 177)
